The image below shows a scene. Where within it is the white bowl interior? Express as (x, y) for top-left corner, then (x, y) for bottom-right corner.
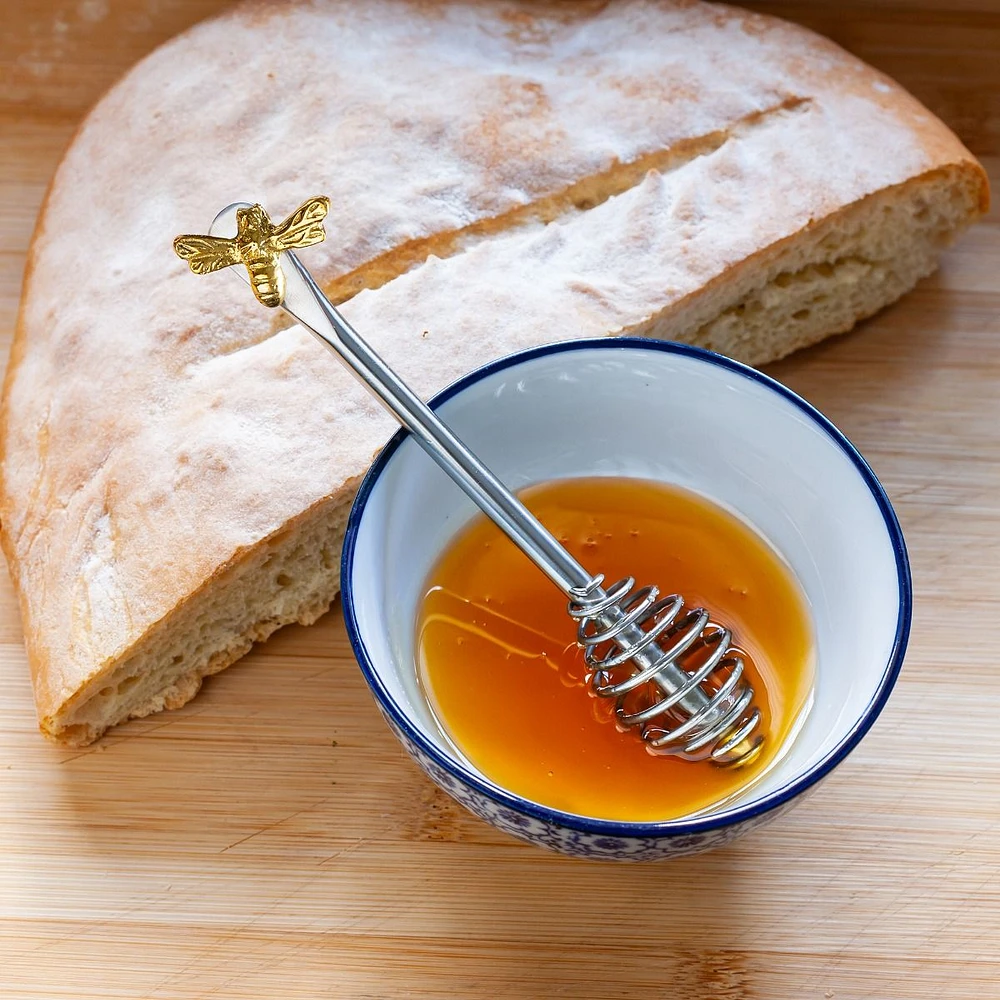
(348, 344), (903, 819)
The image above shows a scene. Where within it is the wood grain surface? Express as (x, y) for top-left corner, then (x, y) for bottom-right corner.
(2, 2), (999, 998)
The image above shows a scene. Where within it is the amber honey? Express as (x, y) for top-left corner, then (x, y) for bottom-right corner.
(416, 477), (814, 822)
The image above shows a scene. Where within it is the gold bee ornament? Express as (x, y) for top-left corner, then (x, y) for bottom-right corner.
(173, 196), (330, 307)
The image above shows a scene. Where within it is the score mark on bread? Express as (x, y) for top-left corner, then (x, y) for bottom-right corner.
(0, 0), (987, 745)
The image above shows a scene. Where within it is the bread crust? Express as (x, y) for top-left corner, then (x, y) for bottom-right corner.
(1, 0), (987, 741)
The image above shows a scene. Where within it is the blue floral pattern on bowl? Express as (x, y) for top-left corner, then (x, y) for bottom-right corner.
(379, 703), (802, 860)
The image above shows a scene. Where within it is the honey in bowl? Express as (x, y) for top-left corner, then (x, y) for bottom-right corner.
(416, 477), (815, 822)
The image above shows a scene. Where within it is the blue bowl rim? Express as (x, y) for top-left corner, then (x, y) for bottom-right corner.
(341, 337), (912, 839)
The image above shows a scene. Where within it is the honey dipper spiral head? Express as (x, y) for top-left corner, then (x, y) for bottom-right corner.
(569, 575), (765, 767)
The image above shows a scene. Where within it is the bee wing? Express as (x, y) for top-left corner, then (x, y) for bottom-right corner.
(269, 196), (330, 252)
(172, 235), (241, 275)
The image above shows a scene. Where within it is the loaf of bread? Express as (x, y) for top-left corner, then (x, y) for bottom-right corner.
(1, 0), (987, 745)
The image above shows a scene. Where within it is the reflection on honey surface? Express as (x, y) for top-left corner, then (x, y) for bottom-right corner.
(417, 477), (815, 821)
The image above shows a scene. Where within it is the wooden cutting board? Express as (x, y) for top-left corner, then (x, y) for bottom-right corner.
(1, 3), (998, 997)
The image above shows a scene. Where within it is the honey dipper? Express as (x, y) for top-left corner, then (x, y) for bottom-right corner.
(174, 196), (764, 767)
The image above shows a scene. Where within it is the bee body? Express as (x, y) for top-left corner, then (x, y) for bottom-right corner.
(237, 227), (285, 308)
(246, 262), (284, 309)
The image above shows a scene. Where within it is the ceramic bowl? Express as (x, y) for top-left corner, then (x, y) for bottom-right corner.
(341, 338), (910, 860)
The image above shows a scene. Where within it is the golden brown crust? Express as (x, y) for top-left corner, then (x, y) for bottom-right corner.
(0, 0), (987, 739)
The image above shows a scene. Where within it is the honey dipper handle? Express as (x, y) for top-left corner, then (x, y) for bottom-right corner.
(197, 201), (764, 763)
(208, 203), (593, 596)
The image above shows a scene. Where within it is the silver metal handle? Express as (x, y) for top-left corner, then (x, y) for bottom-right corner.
(210, 203), (595, 597)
